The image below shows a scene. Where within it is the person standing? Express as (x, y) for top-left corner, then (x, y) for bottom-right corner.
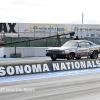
(74, 36), (79, 40)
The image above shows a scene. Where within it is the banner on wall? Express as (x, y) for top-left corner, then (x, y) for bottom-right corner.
(1, 23), (100, 33)
(0, 59), (100, 77)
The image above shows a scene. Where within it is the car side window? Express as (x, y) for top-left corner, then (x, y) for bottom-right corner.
(79, 42), (86, 47)
(85, 42), (91, 46)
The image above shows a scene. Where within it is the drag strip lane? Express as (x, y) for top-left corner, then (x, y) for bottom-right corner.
(0, 57), (50, 65)
(0, 72), (100, 100)
(0, 56), (100, 65)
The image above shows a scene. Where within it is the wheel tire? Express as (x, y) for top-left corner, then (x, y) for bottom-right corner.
(90, 51), (98, 59)
(51, 57), (57, 61)
(67, 53), (74, 60)
(76, 57), (81, 60)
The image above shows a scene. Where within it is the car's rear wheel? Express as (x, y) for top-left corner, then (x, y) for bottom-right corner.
(51, 57), (57, 61)
(67, 53), (74, 60)
(90, 51), (98, 59)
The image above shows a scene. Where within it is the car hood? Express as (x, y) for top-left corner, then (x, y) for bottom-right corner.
(48, 47), (77, 51)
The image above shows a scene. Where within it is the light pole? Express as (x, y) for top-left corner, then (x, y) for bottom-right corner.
(82, 12), (85, 24)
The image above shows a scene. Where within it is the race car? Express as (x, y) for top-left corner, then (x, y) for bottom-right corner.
(46, 40), (100, 60)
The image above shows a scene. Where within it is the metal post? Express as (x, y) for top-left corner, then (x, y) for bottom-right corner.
(11, 37), (12, 47)
(44, 25), (45, 37)
(18, 27), (19, 37)
(57, 26), (61, 47)
(50, 25), (51, 36)
(82, 12), (85, 24)
(57, 26), (58, 36)
(34, 27), (35, 38)
(81, 29), (82, 38)
(15, 47), (16, 55)
(3, 32), (5, 42)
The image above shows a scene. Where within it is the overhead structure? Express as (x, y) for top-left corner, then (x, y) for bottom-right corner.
(0, 31), (75, 46)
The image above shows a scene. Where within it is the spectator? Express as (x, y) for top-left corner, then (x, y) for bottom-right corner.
(74, 36), (79, 40)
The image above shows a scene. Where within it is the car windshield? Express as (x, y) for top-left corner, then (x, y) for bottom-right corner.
(62, 41), (78, 47)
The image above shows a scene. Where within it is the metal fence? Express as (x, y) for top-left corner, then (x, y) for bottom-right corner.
(4, 37), (100, 47)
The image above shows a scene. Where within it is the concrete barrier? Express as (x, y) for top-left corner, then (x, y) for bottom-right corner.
(0, 48), (5, 57)
(0, 47), (53, 58)
(0, 59), (100, 77)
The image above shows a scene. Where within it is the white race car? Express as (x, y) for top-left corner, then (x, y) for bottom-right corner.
(46, 40), (100, 60)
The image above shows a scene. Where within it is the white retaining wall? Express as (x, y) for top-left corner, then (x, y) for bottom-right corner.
(0, 47), (52, 58)
(0, 48), (5, 57)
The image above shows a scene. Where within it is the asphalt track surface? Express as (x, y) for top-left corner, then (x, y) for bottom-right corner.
(0, 72), (100, 100)
(0, 55), (100, 65)
(0, 57), (100, 100)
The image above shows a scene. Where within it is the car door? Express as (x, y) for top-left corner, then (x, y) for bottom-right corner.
(85, 42), (93, 55)
(78, 42), (89, 56)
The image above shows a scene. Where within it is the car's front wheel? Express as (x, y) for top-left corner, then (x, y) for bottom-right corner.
(90, 51), (98, 59)
(51, 57), (57, 61)
(67, 53), (75, 60)
(76, 57), (81, 60)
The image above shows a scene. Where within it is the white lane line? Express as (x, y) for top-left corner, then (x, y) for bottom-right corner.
(0, 58), (50, 62)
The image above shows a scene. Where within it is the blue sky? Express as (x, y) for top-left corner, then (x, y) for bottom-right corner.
(0, 0), (100, 24)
